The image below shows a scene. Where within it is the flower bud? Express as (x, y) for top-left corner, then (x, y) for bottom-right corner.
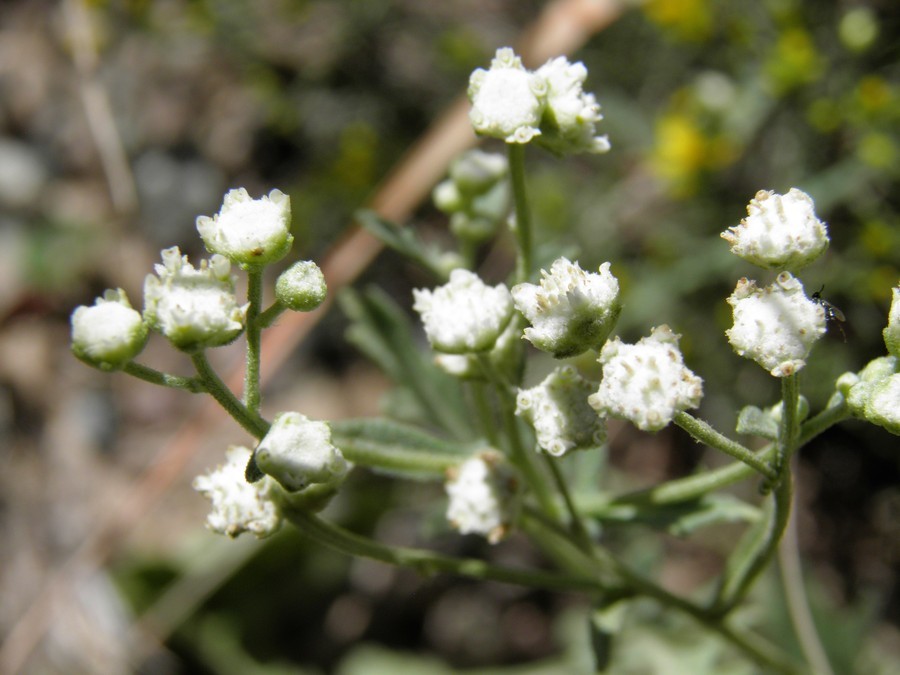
(143, 247), (246, 352)
(511, 257), (620, 358)
(193, 445), (282, 538)
(196, 188), (293, 266)
(468, 47), (545, 144)
(276, 260), (327, 312)
(413, 269), (513, 354)
(534, 56), (610, 156)
(70, 289), (147, 370)
(721, 188), (829, 271)
(516, 366), (605, 456)
(254, 412), (348, 492)
(445, 450), (519, 543)
(883, 284), (900, 358)
(588, 325), (703, 432)
(726, 273), (826, 377)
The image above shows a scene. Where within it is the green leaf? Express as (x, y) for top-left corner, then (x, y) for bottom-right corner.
(736, 405), (779, 440)
(331, 418), (472, 480)
(339, 286), (471, 439)
(355, 209), (457, 282)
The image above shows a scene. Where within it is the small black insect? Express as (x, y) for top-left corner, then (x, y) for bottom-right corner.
(812, 285), (847, 341)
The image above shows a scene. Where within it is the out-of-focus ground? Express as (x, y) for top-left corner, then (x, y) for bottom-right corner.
(1, 1), (898, 673)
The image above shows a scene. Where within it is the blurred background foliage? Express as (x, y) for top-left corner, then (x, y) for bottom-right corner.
(0, 0), (898, 673)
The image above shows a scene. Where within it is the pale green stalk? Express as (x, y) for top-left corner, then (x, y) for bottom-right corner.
(507, 143), (533, 283)
(123, 361), (206, 392)
(244, 266), (264, 413)
(191, 351), (269, 439)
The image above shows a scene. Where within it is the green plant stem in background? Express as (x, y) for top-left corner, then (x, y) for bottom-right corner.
(774, 373), (800, 477)
(544, 455), (595, 554)
(675, 411), (777, 481)
(244, 267), (264, 413)
(123, 361), (206, 392)
(284, 508), (602, 595)
(508, 143), (533, 283)
(477, 354), (559, 520)
(191, 351), (270, 440)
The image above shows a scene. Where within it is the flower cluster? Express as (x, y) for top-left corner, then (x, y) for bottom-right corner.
(412, 269), (514, 354)
(192, 446), (283, 539)
(445, 450), (519, 543)
(433, 149), (510, 244)
(516, 366), (605, 456)
(511, 257), (620, 358)
(468, 47), (610, 155)
(722, 189), (829, 376)
(70, 289), (147, 370)
(589, 325), (703, 432)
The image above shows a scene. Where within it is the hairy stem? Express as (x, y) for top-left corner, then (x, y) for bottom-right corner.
(508, 143), (533, 283)
(123, 361), (206, 392)
(191, 351), (270, 439)
(675, 411), (777, 481)
(244, 267), (264, 413)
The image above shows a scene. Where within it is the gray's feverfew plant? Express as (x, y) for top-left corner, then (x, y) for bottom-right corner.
(71, 47), (900, 673)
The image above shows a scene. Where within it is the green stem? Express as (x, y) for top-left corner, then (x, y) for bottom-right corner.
(544, 456), (595, 554)
(774, 374), (800, 477)
(470, 380), (501, 447)
(330, 436), (458, 477)
(675, 411), (777, 481)
(476, 354), (559, 519)
(123, 361), (206, 392)
(190, 352), (270, 439)
(283, 508), (601, 595)
(508, 143), (533, 283)
(244, 266), (264, 413)
(256, 300), (286, 329)
(612, 394), (849, 508)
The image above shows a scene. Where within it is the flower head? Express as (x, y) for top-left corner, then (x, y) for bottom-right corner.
(721, 188), (829, 271)
(535, 56), (610, 155)
(840, 356), (900, 435)
(70, 289), (147, 370)
(276, 260), (327, 312)
(254, 412), (349, 492)
(196, 188), (293, 266)
(726, 273), (826, 377)
(588, 325), (703, 431)
(883, 283), (900, 358)
(193, 446), (282, 538)
(413, 269), (514, 354)
(516, 366), (605, 456)
(143, 247), (246, 351)
(445, 450), (519, 543)
(511, 257), (620, 358)
(468, 47), (545, 144)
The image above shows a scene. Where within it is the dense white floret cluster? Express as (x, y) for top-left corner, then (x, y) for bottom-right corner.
(254, 412), (349, 492)
(196, 188), (293, 266)
(511, 257), (620, 357)
(193, 446), (282, 539)
(588, 325), (703, 431)
(721, 188), (828, 272)
(413, 269), (513, 354)
(725, 273), (826, 377)
(516, 366), (605, 456)
(445, 450), (519, 543)
(70, 289), (147, 370)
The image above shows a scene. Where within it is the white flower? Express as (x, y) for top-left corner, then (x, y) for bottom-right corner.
(276, 260), (327, 312)
(883, 284), (900, 358)
(721, 188), (829, 271)
(254, 412), (348, 492)
(535, 56), (610, 155)
(445, 450), (519, 543)
(193, 446), (282, 538)
(516, 366), (605, 456)
(71, 289), (147, 370)
(726, 273), (826, 377)
(143, 247), (246, 351)
(413, 269), (514, 354)
(468, 47), (545, 144)
(196, 188), (293, 266)
(512, 258), (620, 357)
(588, 325), (703, 432)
